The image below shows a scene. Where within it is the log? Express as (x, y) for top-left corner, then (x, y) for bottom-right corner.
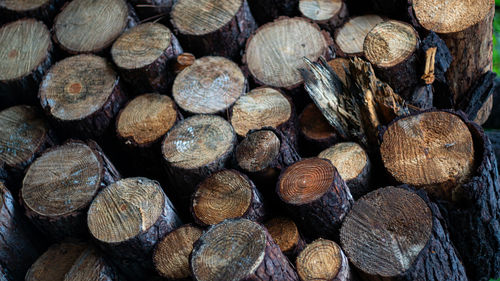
(318, 142), (371, 199)
(296, 238), (351, 281)
(298, 103), (337, 156)
(87, 177), (183, 280)
(247, 0), (299, 25)
(412, 0), (495, 104)
(173, 52), (195, 74)
(191, 169), (265, 226)
(111, 23), (182, 94)
(191, 218), (299, 281)
(327, 57), (350, 85)
(456, 71), (496, 126)
(0, 182), (41, 281)
(172, 56), (246, 115)
(53, 0), (136, 54)
(20, 140), (120, 240)
(363, 20), (420, 99)
(484, 77), (500, 129)
(25, 242), (119, 281)
(333, 15), (384, 57)
(153, 224), (203, 280)
(0, 19), (52, 108)
(244, 17), (333, 90)
(264, 217), (306, 260)
(39, 54), (127, 139)
(277, 157), (353, 238)
(486, 130), (500, 172)
(299, 0), (349, 33)
(340, 186), (467, 281)
(0, 0), (64, 25)
(170, 0), (257, 60)
(129, 0), (176, 20)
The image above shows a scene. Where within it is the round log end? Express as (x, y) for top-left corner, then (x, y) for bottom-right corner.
(0, 0), (50, 12)
(264, 217), (300, 254)
(318, 142), (368, 183)
(299, 103), (336, 142)
(235, 129), (281, 173)
(335, 15), (383, 56)
(296, 238), (343, 281)
(299, 0), (343, 21)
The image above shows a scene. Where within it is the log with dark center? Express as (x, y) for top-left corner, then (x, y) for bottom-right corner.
(299, 0), (349, 33)
(247, 0), (299, 24)
(0, 0), (64, 25)
(0, 19), (52, 108)
(153, 224), (203, 280)
(20, 140), (120, 240)
(111, 23), (182, 94)
(39, 54), (127, 139)
(299, 103), (337, 156)
(296, 238), (351, 281)
(173, 56), (246, 115)
(87, 177), (182, 280)
(334, 15), (384, 57)
(191, 219), (299, 281)
(171, 0), (256, 60)
(340, 186), (467, 281)
(191, 169), (265, 226)
(264, 217), (306, 259)
(277, 157), (353, 238)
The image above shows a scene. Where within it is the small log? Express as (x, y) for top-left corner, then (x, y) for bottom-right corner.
(296, 238), (351, 281)
(0, 0), (64, 25)
(87, 177), (182, 280)
(25, 242), (119, 281)
(53, 0), (136, 54)
(264, 217), (306, 259)
(171, 0), (257, 60)
(298, 103), (337, 156)
(363, 20), (420, 99)
(191, 169), (265, 226)
(39, 54), (127, 139)
(153, 224), (203, 280)
(277, 157), (353, 238)
(129, 0), (176, 20)
(247, 0), (299, 24)
(299, 0), (349, 33)
(191, 219), (299, 281)
(21, 140), (120, 240)
(172, 56), (246, 115)
(111, 23), (182, 94)
(0, 182), (41, 281)
(318, 142), (371, 199)
(244, 17), (333, 90)
(340, 186), (467, 281)
(173, 53), (195, 74)
(0, 19), (52, 108)
(333, 15), (384, 57)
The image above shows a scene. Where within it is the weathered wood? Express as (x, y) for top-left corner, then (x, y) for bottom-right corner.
(298, 103), (337, 156)
(264, 217), (306, 260)
(0, 0), (65, 25)
(456, 71), (496, 126)
(333, 15), (384, 57)
(484, 77), (500, 129)
(299, 0), (349, 33)
(247, 0), (299, 24)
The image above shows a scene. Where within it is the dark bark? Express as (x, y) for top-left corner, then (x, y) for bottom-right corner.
(129, 0), (176, 20)
(484, 77), (500, 129)
(248, 0), (299, 24)
(0, 0), (65, 26)
(486, 130), (500, 173)
(457, 71), (496, 126)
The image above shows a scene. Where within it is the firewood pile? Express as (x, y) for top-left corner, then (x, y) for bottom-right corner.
(1, 0), (499, 280)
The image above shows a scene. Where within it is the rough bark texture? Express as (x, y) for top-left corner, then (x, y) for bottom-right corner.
(248, 0), (299, 24)
(484, 77), (500, 129)
(0, 0), (65, 25)
(457, 71), (496, 126)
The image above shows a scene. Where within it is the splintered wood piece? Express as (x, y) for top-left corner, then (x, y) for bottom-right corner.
(39, 54), (127, 138)
(412, 0), (494, 103)
(129, 0), (175, 20)
(364, 20), (419, 98)
(244, 17), (333, 89)
(299, 0), (349, 32)
(0, 19), (52, 107)
(422, 47), (436, 84)
(88, 177), (182, 279)
(171, 0), (256, 59)
(318, 142), (371, 199)
(380, 111), (475, 200)
(0, 0), (64, 24)
(153, 224), (203, 280)
(192, 169), (265, 226)
(25, 242), (119, 281)
(191, 219), (299, 281)
(264, 217), (305, 258)
(21, 140), (119, 240)
(173, 56), (246, 115)
(112, 23), (182, 94)
(299, 103), (337, 155)
(173, 53), (196, 74)
(334, 15), (384, 57)
(248, 0), (299, 24)
(340, 186), (467, 281)
(296, 238), (351, 281)
(277, 157), (353, 238)
(53, 0), (134, 54)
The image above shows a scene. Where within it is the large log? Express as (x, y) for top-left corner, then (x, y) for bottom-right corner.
(299, 0), (349, 33)
(333, 15), (384, 57)
(0, 0), (65, 25)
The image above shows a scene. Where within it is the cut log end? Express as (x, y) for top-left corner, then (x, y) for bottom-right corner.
(334, 15), (383, 56)
(299, 103), (336, 145)
(174, 53), (196, 74)
(236, 129), (281, 173)
(327, 58), (349, 85)
(299, 0), (343, 22)
(1, 0), (50, 12)
(264, 217), (301, 254)
(296, 239), (347, 281)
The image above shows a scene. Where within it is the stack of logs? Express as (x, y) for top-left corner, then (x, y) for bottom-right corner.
(0, 0), (499, 280)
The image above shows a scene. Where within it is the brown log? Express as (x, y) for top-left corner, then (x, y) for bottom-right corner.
(25, 242), (119, 281)
(264, 217), (306, 260)
(171, 0), (257, 60)
(153, 224), (203, 280)
(129, 0), (176, 20)
(172, 52), (195, 74)
(87, 177), (183, 280)
(298, 103), (337, 156)
(340, 186), (467, 281)
(191, 169), (265, 226)
(0, 0), (64, 25)
(20, 140), (120, 240)
(247, 0), (299, 25)
(244, 17), (333, 90)
(0, 19), (52, 108)
(39, 54), (127, 139)
(318, 142), (371, 199)
(412, 0), (495, 104)
(333, 15), (384, 57)
(296, 238), (351, 281)
(191, 218), (299, 281)
(172, 56), (246, 115)
(0, 182), (41, 281)
(111, 23), (182, 94)
(299, 0), (349, 33)
(277, 157), (353, 238)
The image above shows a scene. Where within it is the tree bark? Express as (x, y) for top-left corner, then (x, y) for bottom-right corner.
(299, 0), (349, 33)
(333, 15), (384, 57)
(483, 77), (500, 129)
(264, 217), (306, 261)
(247, 0), (299, 24)
(456, 71), (496, 126)
(298, 103), (338, 156)
(0, 0), (65, 25)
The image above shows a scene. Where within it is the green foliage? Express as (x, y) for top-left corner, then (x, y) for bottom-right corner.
(494, 9), (500, 74)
